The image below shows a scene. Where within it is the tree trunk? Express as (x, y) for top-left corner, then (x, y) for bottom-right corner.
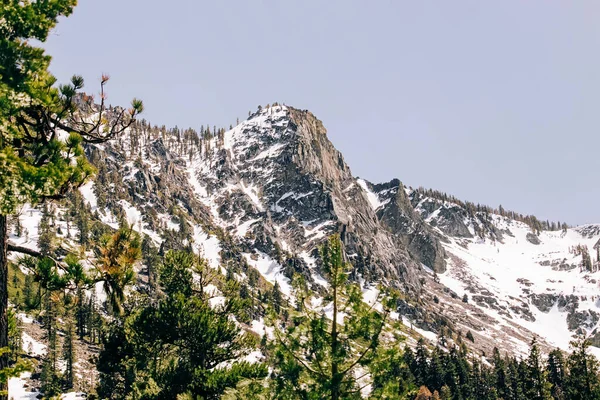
(331, 263), (340, 400)
(0, 214), (9, 400)
(331, 286), (338, 400)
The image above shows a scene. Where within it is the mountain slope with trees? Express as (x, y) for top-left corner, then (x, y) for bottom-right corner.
(4, 2), (600, 399)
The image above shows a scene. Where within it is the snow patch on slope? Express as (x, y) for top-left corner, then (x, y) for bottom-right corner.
(439, 215), (600, 351)
(357, 179), (383, 210)
(192, 225), (222, 270)
(243, 251), (292, 296)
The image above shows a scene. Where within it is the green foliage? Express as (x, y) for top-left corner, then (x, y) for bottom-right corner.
(547, 348), (566, 400)
(0, 0), (143, 213)
(398, 336), (600, 400)
(270, 234), (401, 400)
(369, 345), (415, 398)
(1, 3), (142, 398)
(565, 339), (600, 400)
(0, 348), (30, 397)
(94, 224), (141, 315)
(62, 316), (76, 388)
(524, 338), (552, 399)
(96, 250), (267, 399)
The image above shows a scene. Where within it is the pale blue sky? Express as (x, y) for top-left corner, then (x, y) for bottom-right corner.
(45, 1), (600, 225)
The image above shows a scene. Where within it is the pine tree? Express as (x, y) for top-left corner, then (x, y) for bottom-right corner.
(95, 224), (141, 315)
(6, 310), (22, 363)
(414, 339), (430, 387)
(37, 204), (55, 257)
(427, 347), (445, 393)
(141, 234), (159, 290)
(369, 343), (414, 398)
(0, 3), (142, 396)
(565, 339), (600, 400)
(506, 357), (525, 400)
(524, 338), (552, 400)
(62, 317), (76, 389)
(76, 204), (90, 246)
(87, 287), (101, 344)
(22, 274), (36, 310)
(492, 347), (509, 400)
(546, 348), (566, 400)
(270, 235), (400, 400)
(41, 293), (60, 396)
(271, 281), (283, 314)
(96, 250), (266, 399)
(64, 255), (90, 340)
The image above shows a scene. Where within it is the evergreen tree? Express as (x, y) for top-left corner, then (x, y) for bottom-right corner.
(525, 338), (552, 400)
(270, 235), (400, 400)
(41, 293), (60, 397)
(22, 274), (37, 310)
(546, 348), (566, 400)
(64, 255), (91, 340)
(62, 317), (76, 389)
(96, 250), (266, 399)
(271, 281), (283, 314)
(0, 2), (142, 396)
(76, 204), (90, 246)
(87, 287), (102, 344)
(369, 344), (415, 398)
(427, 347), (445, 394)
(6, 310), (21, 363)
(37, 204), (56, 257)
(565, 339), (600, 400)
(506, 357), (525, 400)
(94, 224), (141, 315)
(492, 347), (510, 400)
(414, 339), (430, 388)
(141, 234), (159, 290)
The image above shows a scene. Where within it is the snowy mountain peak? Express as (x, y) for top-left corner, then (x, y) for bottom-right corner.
(17, 101), (600, 377)
(184, 105), (423, 289)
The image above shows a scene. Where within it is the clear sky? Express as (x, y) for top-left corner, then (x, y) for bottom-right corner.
(44, 1), (600, 225)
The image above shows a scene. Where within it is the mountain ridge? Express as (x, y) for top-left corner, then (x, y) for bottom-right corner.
(78, 103), (600, 356)
(9, 103), (600, 397)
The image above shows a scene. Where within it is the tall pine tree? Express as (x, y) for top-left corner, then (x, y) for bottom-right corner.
(271, 234), (401, 400)
(0, 2), (142, 397)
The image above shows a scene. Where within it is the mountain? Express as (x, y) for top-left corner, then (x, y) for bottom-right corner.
(9, 103), (600, 394)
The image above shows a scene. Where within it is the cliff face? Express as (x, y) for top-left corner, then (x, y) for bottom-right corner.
(370, 179), (447, 273)
(183, 105), (425, 288)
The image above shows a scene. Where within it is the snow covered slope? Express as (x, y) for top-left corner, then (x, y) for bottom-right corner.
(440, 218), (600, 351)
(366, 179), (600, 355)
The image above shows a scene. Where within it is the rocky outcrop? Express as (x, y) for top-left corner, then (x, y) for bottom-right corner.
(530, 293), (558, 313)
(433, 207), (474, 238)
(526, 232), (541, 245)
(373, 179), (447, 273)
(567, 310), (599, 332)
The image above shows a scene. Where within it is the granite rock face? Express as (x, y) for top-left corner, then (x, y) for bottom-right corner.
(188, 106), (427, 287)
(370, 179), (447, 273)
